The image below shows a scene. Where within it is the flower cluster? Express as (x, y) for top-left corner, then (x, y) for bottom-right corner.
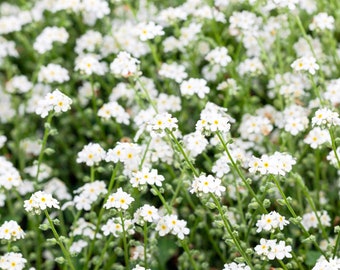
(73, 180), (107, 211)
(35, 89), (72, 118)
(24, 191), (60, 215)
(248, 152), (296, 176)
(301, 210), (331, 230)
(0, 156), (22, 190)
(256, 211), (289, 232)
(110, 51), (141, 78)
(223, 262), (250, 270)
(291, 56), (319, 75)
(76, 143), (106, 166)
(133, 204), (160, 225)
(105, 143), (142, 175)
(33, 26), (69, 54)
(38, 64), (70, 84)
(104, 188), (135, 210)
(312, 256), (340, 270)
(130, 168), (165, 188)
(180, 78), (210, 99)
(312, 108), (340, 128)
(0, 252), (27, 270)
(98, 101), (130, 124)
(146, 112), (178, 137)
(155, 214), (190, 240)
(101, 217), (134, 237)
(255, 238), (292, 260)
(190, 174), (226, 197)
(0, 220), (25, 241)
(196, 102), (232, 134)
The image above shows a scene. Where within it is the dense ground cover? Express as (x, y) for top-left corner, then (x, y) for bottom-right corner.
(0, 0), (340, 269)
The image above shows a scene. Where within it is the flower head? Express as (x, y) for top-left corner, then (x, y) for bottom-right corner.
(24, 191), (60, 215)
(0, 220), (25, 241)
(104, 188), (134, 210)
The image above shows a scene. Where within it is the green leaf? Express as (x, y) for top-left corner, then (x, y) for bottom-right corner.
(305, 251), (321, 266)
(157, 237), (177, 269)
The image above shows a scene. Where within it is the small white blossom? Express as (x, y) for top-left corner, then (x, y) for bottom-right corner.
(110, 51), (141, 78)
(104, 188), (134, 210)
(291, 56), (319, 75)
(24, 191), (60, 215)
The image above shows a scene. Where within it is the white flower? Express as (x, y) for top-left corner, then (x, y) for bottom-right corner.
(38, 64), (70, 83)
(159, 63), (188, 83)
(0, 252), (27, 270)
(190, 174), (226, 197)
(312, 108), (340, 128)
(155, 214), (190, 239)
(130, 168), (165, 188)
(5, 75), (32, 94)
(76, 143), (106, 166)
(183, 132), (208, 158)
(301, 211), (331, 231)
(291, 56), (319, 75)
(33, 26), (69, 54)
(238, 57), (265, 76)
(312, 256), (340, 270)
(75, 54), (107, 75)
(98, 101), (130, 124)
(223, 262), (251, 270)
(205, 47), (232, 67)
(134, 204), (160, 225)
(255, 238), (292, 260)
(196, 102), (232, 134)
(136, 21), (164, 41)
(101, 217), (135, 237)
(256, 211), (289, 232)
(0, 220), (25, 241)
(304, 127), (330, 149)
(35, 89), (72, 118)
(110, 51), (140, 78)
(146, 113), (178, 137)
(0, 135), (6, 149)
(180, 78), (210, 99)
(24, 191), (60, 215)
(73, 180), (107, 211)
(70, 240), (88, 254)
(104, 188), (134, 210)
(309, 13), (335, 31)
(248, 152), (296, 176)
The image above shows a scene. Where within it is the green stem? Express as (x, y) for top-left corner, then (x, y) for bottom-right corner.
(119, 211), (130, 269)
(139, 137), (151, 170)
(44, 210), (75, 270)
(211, 194), (254, 269)
(333, 229), (340, 258)
(166, 129), (199, 177)
(329, 127), (340, 168)
(277, 259), (288, 270)
(314, 149), (320, 204)
(271, 175), (329, 260)
(291, 250), (305, 270)
(143, 223), (148, 269)
(93, 235), (114, 270)
(180, 240), (199, 270)
(152, 184), (172, 214)
(295, 176), (329, 241)
(90, 166), (95, 182)
(148, 42), (162, 69)
(83, 165), (119, 268)
(216, 131), (267, 213)
(35, 113), (53, 186)
(135, 77), (158, 112)
(170, 176), (183, 207)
